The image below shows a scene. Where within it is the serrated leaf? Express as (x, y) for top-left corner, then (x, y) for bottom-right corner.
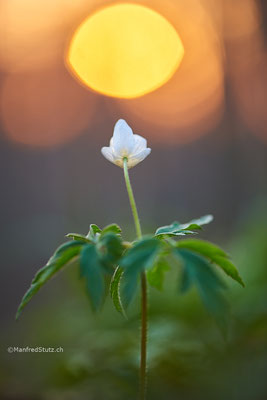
(66, 233), (91, 243)
(100, 224), (122, 236)
(176, 239), (244, 287)
(110, 266), (126, 317)
(16, 241), (84, 319)
(155, 215), (213, 237)
(120, 237), (162, 306)
(80, 244), (105, 311)
(176, 249), (229, 331)
(147, 257), (170, 291)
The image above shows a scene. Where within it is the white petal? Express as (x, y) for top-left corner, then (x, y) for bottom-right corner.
(112, 119), (135, 157)
(127, 148), (151, 168)
(132, 134), (147, 154)
(101, 147), (115, 164)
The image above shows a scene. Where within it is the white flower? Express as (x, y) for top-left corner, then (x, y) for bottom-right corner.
(101, 119), (151, 168)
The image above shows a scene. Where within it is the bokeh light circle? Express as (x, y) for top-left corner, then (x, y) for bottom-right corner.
(67, 3), (184, 98)
(109, 0), (224, 144)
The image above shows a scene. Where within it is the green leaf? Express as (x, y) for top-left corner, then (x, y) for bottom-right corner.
(100, 224), (122, 236)
(52, 240), (86, 256)
(66, 233), (91, 243)
(176, 239), (244, 287)
(32, 241), (86, 283)
(110, 266), (126, 317)
(16, 241), (84, 319)
(177, 239), (226, 257)
(211, 255), (244, 287)
(80, 244), (105, 311)
(86, 224), (102, 241)
(155, 222), (197, 237)
(147, 257), (170, 291)
(120, 237), (162, 306)
(176, 249), (229, 331)
(183, 224), (202, 231)
(155, 215), (213, 237)
(181, 214), (214, 229)
(80, 234), (124, 310)
(97, 232), (124, 271)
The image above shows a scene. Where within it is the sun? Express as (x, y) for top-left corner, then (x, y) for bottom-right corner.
(67, 3), (184, 98)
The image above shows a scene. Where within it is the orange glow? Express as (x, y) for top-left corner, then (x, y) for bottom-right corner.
(0, 66), (98, 147)
(0, 0), (89, 72)
(67, 3), (184, 98)
(224, 0), (267, 143)
(223, 0), (260, 40)
(234, 57), (267, 143)
(109, 0), (224, 143)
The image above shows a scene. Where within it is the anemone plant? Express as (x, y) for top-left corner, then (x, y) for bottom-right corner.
(16, 119), (244, 400)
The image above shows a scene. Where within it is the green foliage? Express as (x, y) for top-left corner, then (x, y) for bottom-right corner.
(155, 214), (213, 237)
(147, 257), (171, 291)
(79, 232), (124, 310)
(16, 241), (85, 319)
(175, 249), (229, 331)
(65, 233), (91, 243)
(16, 225), (124, 318)
(80, 244), (105, 311)
(119, 237), (163, 306)
(16, 216), (244, 329)
(110, 266), (126, 317)
(97, 233), (124, 272)
(176, 239), (244, 287)
(100, 223), (122, 236)
(87, 224), (102, 241)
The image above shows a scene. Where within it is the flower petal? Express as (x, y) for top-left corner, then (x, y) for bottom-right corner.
(112, 119), (135, 157)
(101, 147), (115, 164)
(132, 134), (147, 154)
(127, 148), (151, 168)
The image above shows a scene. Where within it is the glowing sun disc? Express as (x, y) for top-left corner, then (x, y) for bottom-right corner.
(67, 3), (184, 98)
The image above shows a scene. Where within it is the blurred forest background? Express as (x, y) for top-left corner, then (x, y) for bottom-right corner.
(1, 0), (267, 399)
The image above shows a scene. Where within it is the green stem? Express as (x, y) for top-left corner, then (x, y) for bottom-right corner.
(123, 158), (142, 239)
(123, 157), (148, 400)
(140, 271), (148, 400)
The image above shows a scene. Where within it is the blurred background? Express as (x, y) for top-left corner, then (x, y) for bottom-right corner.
(1, 0), (267, 399)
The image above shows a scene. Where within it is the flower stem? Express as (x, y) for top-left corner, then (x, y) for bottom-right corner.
(123, 157), (148, 400)
(123, 158), (142, 239)
(140, 271), (148, 400)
